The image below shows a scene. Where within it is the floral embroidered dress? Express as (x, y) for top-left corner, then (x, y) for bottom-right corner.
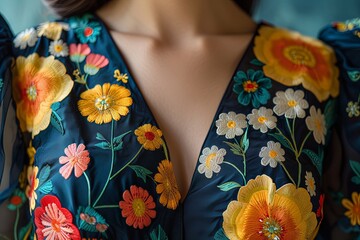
(0, 13), (340, 240)
(318, 19), (360, 239)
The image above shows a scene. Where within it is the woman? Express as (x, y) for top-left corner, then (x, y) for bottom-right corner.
(0, 0), (339, 239)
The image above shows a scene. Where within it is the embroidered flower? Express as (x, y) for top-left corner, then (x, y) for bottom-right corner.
(346, 101), (360, 118)
(27, 141), (36, 165)
(254, 26), (339, 102)
(247, 107), (277, 133)
(83, 53), (109, 75)
(215, 112), (247, 139)
(135, 124), (163, 151)
(78, 83), (133, 124)
(233, 69), (272, 108)
(114, 69), (129, 83)
(13, 27), (38, 49)
(69, 43), (91, 63)
(59, 143), (90, 179)
(8, 189), (26, 210)
(259, 141), (285, 168)
(317, 194), (325, 219)
(305, 106), (326, 145)
(342, 192), (360, 226)
(71, 17), (102, 43)
(77, 206), (109, 234)
(12, 53), (74, 137)
(154, 160), (181, 210)
(305, 171), (316, 197)
(334, 18), (360, 32)
(119, 185), (156, 229)
(34, 195), (81, 240)
(48, 39), (69, 57)
(197, 146), (226, 178)
(273, 88), (309, 118)
(26, 166), (39, 211)
(37, 22), (69, 40)
(223, 175), (317, 239)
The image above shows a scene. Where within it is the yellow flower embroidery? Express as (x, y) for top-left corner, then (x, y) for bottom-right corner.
(342, 192), (360, 226)
(223, 175), (317, 240)
(12, 53), (74, 137)
(37, 22), (69, 40)
(254, 26), (339, 102)
(135, 124), (163, 151)
(154, 160), (181, 210)
(114, 69), (129, 83)
(26, 166), (39, 212)
(78, 83), (133, 124)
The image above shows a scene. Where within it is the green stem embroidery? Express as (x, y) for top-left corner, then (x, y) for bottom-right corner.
(279, 162), (296, 185)
(83, 172), (91, 206)
(286, 118), (302, 187)
(223, 160), (246, 184)
(162, 142), (169, 160)
(110, 146), (144, 180)
(94, 204), (119, 209)
(93, 120), (115, 207)
(275, 127), (296, 153)
(14, 208), (19, 240)
(298, 132), (312, 158)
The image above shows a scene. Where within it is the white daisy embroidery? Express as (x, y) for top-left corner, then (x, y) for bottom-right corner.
(197, 146), (226, 178)
(13, 28), (38, 49)
(49, 40), (69, 57)
(305, 106), (326, 145)
(215, 112), (247, 139)
(259, 141), (285, 168)
(273, 88), (309, 118)
(247, 107), (277, 133)
(305, 171), (316, 196)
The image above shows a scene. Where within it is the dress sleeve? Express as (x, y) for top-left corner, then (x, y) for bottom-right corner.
(0, 14), (27, 203)
(318, 20), (360, 239)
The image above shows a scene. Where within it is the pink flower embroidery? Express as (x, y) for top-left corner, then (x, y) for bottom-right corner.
(34, 195), (81, 240)
(69, 43), (90, 63)
(84, 53), (109, 75)
(59, 143), (90, 179)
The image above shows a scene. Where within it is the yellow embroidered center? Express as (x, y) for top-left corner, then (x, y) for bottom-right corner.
(260, 217), (283, 240)
(315, 119), (323, 131)
(21, 34), (30, 41)
(243, 80), (259, 93)
(283, 45), (316, 67)
(54, 44), (63, 53)
(308, 178), (315, 189)
(51, 219), (61, 233)
(26, 85), (37, 101)
(132, 198), (146, 217)
(257, 116), (268, 124)
(227, 121), (236, 129)
(268, 150), (278, 159)
(205, 153), (216, 168)
(95, 96), (111, 111)
(287, 99), (297, 107)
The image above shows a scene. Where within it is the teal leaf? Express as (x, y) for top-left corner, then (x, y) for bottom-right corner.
(51, 102), (61, 111)
(347, 70), (360, 82)
(324, 99), (337, 128)
(0, 78), (3, 94)
(95, 141), (111, 150)
(150, 225), (168, 240)
(303, 149), (323, 174)
(50, 111), (65, 135)
(129, 165), (153, 183)
(268, 133), (292, 151)
(38, 165), (51, 185)
(113, 142), (124, 151)
(112, 130), (131, 151)
(224, 141), (242, 155)
(250, 59), (265, 67)
(350, 160), (360, 185)
(96, 132), (106, 141)
(18, 221), (33, 240)
(240, 128), (249, 153)
(214, 228), (229, 240)
(217, 181), (241, 191)
(352, 176), (360, 185)
(38, 180), (53, 194)
(76, 206), (108, 234)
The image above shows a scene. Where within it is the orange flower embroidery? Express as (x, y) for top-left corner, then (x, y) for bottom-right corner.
(12, 53), (74, 137)
(26, 166), (39, 212)
(254, 26), (339, 102)
(119, 185), (156, 229)
(223, 175), (317, 239)
(155, 160), (181, 210)
(135, 124), (163, 151)
(342, 192), (360, 226)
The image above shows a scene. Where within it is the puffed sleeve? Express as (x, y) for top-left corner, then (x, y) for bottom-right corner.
(318, 19), (360, 239)
(0, 14), (27, 203)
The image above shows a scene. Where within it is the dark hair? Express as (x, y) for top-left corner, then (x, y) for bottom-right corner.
(43, 0), (257, 18)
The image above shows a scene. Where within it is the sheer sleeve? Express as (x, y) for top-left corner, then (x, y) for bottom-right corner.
(319, 20), (360, 239)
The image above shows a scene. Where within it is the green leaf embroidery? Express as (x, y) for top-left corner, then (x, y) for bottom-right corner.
(350, 160), (360, 185)
(113, 130), (131, 151)
(303, 148), (323, 174)
(240, 128), (249, 153)
(224, 141), (242, 155)
(18, 221), (33, 240)
(217, 181), (241, 191)
(51, 102), (61, 111)
(324, 99), (337, 128)
(38, 165), (51, 185)
(347, 70), (360, 82)
(96, 132), (106, 141)
(50, 111), (64, 135)
(129, 165), (153, 183)
(95, 141), (111, 150)
(150, 225), (168, 240)
(214, 228), (229, 240)
(268, 133), (292, 151)
(38, 180), (53, 194)
(250, 59), (265, 67)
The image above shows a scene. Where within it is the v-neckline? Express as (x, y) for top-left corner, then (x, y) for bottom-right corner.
(94, 14), (262, 203)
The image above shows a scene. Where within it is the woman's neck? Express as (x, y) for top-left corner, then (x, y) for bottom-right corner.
(96, 0), (256, 43)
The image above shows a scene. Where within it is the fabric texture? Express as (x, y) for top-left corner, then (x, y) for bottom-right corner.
(0, 13), (340, 239)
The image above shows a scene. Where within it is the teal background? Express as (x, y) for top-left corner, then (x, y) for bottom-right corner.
(0, 0), (360, 36)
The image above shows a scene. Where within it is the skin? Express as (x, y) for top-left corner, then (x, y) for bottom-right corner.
(97, 0), (258, 200)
